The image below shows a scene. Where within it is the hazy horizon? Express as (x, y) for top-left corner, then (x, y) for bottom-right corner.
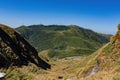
(0, 0), (120, 34)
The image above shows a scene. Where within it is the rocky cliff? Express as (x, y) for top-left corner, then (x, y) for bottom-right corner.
(0, 24), (50, 69)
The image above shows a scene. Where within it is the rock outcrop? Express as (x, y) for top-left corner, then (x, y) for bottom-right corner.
(0, 24), (50, 69)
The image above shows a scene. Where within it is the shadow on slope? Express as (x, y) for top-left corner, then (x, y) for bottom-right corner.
(0, 24), (50, 70)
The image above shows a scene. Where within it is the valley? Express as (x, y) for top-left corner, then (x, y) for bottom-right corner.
(0, 24), (119, 80)
(0, 0), (119, 80)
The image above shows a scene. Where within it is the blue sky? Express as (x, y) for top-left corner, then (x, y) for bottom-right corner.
(0, 0), (120, 34)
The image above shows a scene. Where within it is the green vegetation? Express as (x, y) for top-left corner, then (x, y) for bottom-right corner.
(69, 25), (120, 80)
(16, 24), (110, 58)
(47, 48), (94, 58)
(0, 24), (116, 80)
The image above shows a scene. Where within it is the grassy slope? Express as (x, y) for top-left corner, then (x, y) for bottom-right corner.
(70, 25), (120, 80)
(1, 24), (117, 80)
(16, 25), (110, 58)
(4, 43), (116, 80)
(32, 42), (120, 80)
(25, 25), (119, 80)
(3, 44), (120, 80)
(3, 41), (119, 80)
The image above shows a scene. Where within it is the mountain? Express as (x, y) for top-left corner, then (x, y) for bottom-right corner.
(16, 24), (110, 58)
(98, 33), (112, 40)
(0, 24), (50, 69)
(73, 24), (120, 79)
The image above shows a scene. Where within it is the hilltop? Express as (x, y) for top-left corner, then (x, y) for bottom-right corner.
(16, 24), (110, 58)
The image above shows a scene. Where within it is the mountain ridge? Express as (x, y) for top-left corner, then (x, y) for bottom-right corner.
(16, 24), (111, 58)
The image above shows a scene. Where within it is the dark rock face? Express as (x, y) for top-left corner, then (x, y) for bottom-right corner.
(0, 24), (50, 69)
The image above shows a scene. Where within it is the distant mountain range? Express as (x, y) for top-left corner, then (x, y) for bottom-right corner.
(16, 24), (111, 58)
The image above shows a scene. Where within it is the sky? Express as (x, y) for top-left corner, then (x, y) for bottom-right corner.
(0, 0), (120, 34)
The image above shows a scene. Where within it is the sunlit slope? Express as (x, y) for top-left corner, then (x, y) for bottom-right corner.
(16, 25), (110, 58)
(71, 24), (120, 80)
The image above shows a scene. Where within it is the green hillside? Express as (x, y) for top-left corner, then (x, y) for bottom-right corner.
(71, 24), (120, 80)
(16, 25), (110, 58)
